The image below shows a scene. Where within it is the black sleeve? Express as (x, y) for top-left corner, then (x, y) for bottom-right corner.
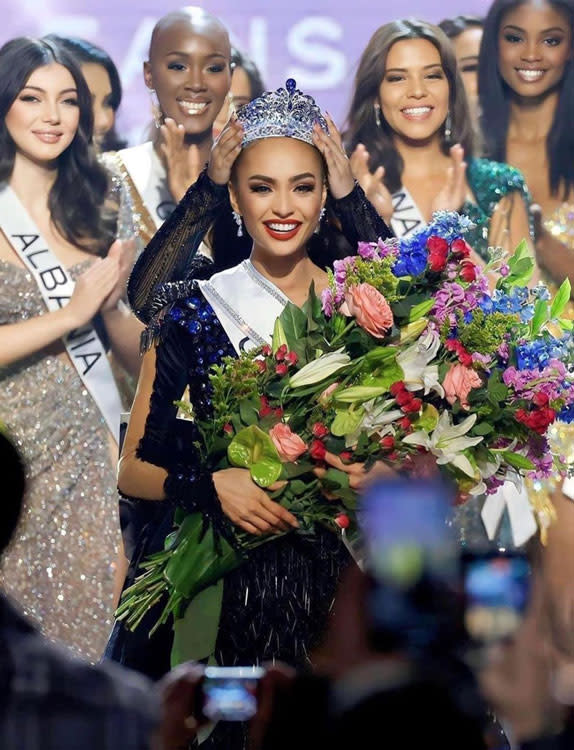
(127, 170), (230, 323)
(331, 182), (394, 246)
(135, 307), (232, 540)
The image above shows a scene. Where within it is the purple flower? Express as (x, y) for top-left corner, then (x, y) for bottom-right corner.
(357, 242), (378, 260)
(321, 287), (334, 317)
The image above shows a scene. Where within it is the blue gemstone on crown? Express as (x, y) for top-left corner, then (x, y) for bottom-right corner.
(237, 79), (328, 148)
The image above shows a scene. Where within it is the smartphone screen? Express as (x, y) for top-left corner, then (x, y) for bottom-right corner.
(462, 553), (531, 645)
(359, 478), (460, 653)
(201, 666), (264, 722)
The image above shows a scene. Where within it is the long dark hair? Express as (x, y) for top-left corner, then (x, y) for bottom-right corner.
(438, 15), (484, 39)
(44, 35), (127, 151)
(0, 37), (114, 254)
(343, 18), (475, 193)
(230, 46), (265, 101)
(478, 0), (574, 199)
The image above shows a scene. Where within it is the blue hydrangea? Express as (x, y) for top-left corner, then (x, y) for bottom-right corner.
(558, 403), (574, 423)
(515, 337), (567, 370)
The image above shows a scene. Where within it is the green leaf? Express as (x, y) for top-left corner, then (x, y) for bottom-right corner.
(550, 278), (572, 319)
(172, 580), (224, 664)
(488, 384), (509, 403)
(408, 298), (436, 323)
(227, 425), (283, 487)
(501, 451), (535, 471)
(472, 422), (494, 436)
(279, 302), (307, 345)
(331, 408), (365, 436)
(321, 468), (350, 491)
(530, 298), (548, 337)
(239, 397), (260, 426)
(363, 346), (398, 367)
(271, 317), (288, 354)
(558, 318), (574, 331)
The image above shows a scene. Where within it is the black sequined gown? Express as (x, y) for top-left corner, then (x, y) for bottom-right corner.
(106, 173), (392, 747)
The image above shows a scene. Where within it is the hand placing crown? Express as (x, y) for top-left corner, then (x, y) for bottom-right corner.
(236, 78), (329, 148)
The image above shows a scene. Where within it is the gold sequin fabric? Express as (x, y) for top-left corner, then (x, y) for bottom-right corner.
(544, 202), (574, 252)
(0, 259), (120, 662)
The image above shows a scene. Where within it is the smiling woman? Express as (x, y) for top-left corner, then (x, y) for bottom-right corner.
(102, 7), (232, 250)
(343, 18), (534, 264)
(105, 84), (392, 750)
(0, 37), (141, 662)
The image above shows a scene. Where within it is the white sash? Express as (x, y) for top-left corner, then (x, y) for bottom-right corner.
(0, 184), (123, 441)
(198, 260), (288, 354)
(390, 186), (426, 239)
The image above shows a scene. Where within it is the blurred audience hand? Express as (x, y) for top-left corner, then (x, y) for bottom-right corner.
(478, 573), (566, 745)
(154, 661), (207, 750)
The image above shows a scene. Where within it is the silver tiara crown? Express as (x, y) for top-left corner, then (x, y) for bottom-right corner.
(237, 78), (328, 148)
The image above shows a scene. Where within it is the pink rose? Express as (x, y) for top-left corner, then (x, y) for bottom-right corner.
(443, 363), (483, 410)
(345, 283), (393, 339)
(269, 423), (307, 462)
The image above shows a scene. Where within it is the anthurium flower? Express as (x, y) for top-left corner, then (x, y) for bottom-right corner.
(403, 412), (484, 478)
(289, 349), (351, 388)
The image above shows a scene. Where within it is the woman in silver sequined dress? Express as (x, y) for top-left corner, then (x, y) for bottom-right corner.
(0, 38), (141, 661)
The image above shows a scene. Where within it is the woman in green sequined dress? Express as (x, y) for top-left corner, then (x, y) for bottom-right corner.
(478, 0), (574, 663)
(343, 18), (534, 262)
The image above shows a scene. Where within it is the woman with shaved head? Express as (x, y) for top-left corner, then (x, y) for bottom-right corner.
(103, 7), (232, 249)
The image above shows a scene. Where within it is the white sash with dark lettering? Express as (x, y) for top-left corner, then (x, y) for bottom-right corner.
(0, 184), (123, 441)
(198, 260), (287, 355)
(390, 185), (426, 239)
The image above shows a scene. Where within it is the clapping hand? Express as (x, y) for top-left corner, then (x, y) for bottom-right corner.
(431, 143), (468, 214)
(207, 118), (244, 186)
(350, 143), (394, 224)
(312, 114), (355, 200)
(101, 238), (137, 312)
(160, 118), (206, 202)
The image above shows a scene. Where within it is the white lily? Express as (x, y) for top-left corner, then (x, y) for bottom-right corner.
(344, 399), (404, 447)
(289, 348), (351, 388)
(396, 329), (444, 397)
(403, 411), (483, 478)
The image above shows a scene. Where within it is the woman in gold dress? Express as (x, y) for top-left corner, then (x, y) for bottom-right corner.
(0, 37), (139, 660)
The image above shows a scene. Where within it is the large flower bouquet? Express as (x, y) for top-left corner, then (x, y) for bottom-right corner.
(117, 212), (574, 640)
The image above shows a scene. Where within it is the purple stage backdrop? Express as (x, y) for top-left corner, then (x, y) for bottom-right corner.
(2, 0), (487, 143)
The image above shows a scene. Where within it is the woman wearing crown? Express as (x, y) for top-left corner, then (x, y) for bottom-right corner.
(105, 81), (392, 714)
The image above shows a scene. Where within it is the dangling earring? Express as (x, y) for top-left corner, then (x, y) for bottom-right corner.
(149, 88), (163, 129)
(232, 210), (243, 237)
(374, 103), (382, 128)
(444, 111), (452, 142)
(314, 207), (326, 234)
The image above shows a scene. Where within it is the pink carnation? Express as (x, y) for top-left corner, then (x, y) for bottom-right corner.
(269, 423), (307, 462)
(345, 283), (393, 339)
(443, 363), (483, 410)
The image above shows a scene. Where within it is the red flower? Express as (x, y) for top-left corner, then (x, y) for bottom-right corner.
(516, 407), (556, 434)
(310, 439), (326, 461)
(261, 345), (272, 357)
(275, 364), (289, 377)
(255, 359), (267, 373)
(275, 344), (288, 361)
(259, 395), (272, 417)
(387, 451), (399, 461)
(532, 392), (549, 408)
(427, 236), (449, 272)
(404, 397), (422, 413)
(286, 351), (299, 366)
(312, 422), (329, 438)
(459, 260), (477, 283)
(395, 389), (413, 407)
(273, 407), (284, 419)
(340, 451), (353, 462)
(389, 381), (406, 397)
(380, 436), (395, 451)
(335, 513), (350, 529)
(398, 417), (412, 431)
(223, 423), (234, 435)
(451, 238), (472, 257)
